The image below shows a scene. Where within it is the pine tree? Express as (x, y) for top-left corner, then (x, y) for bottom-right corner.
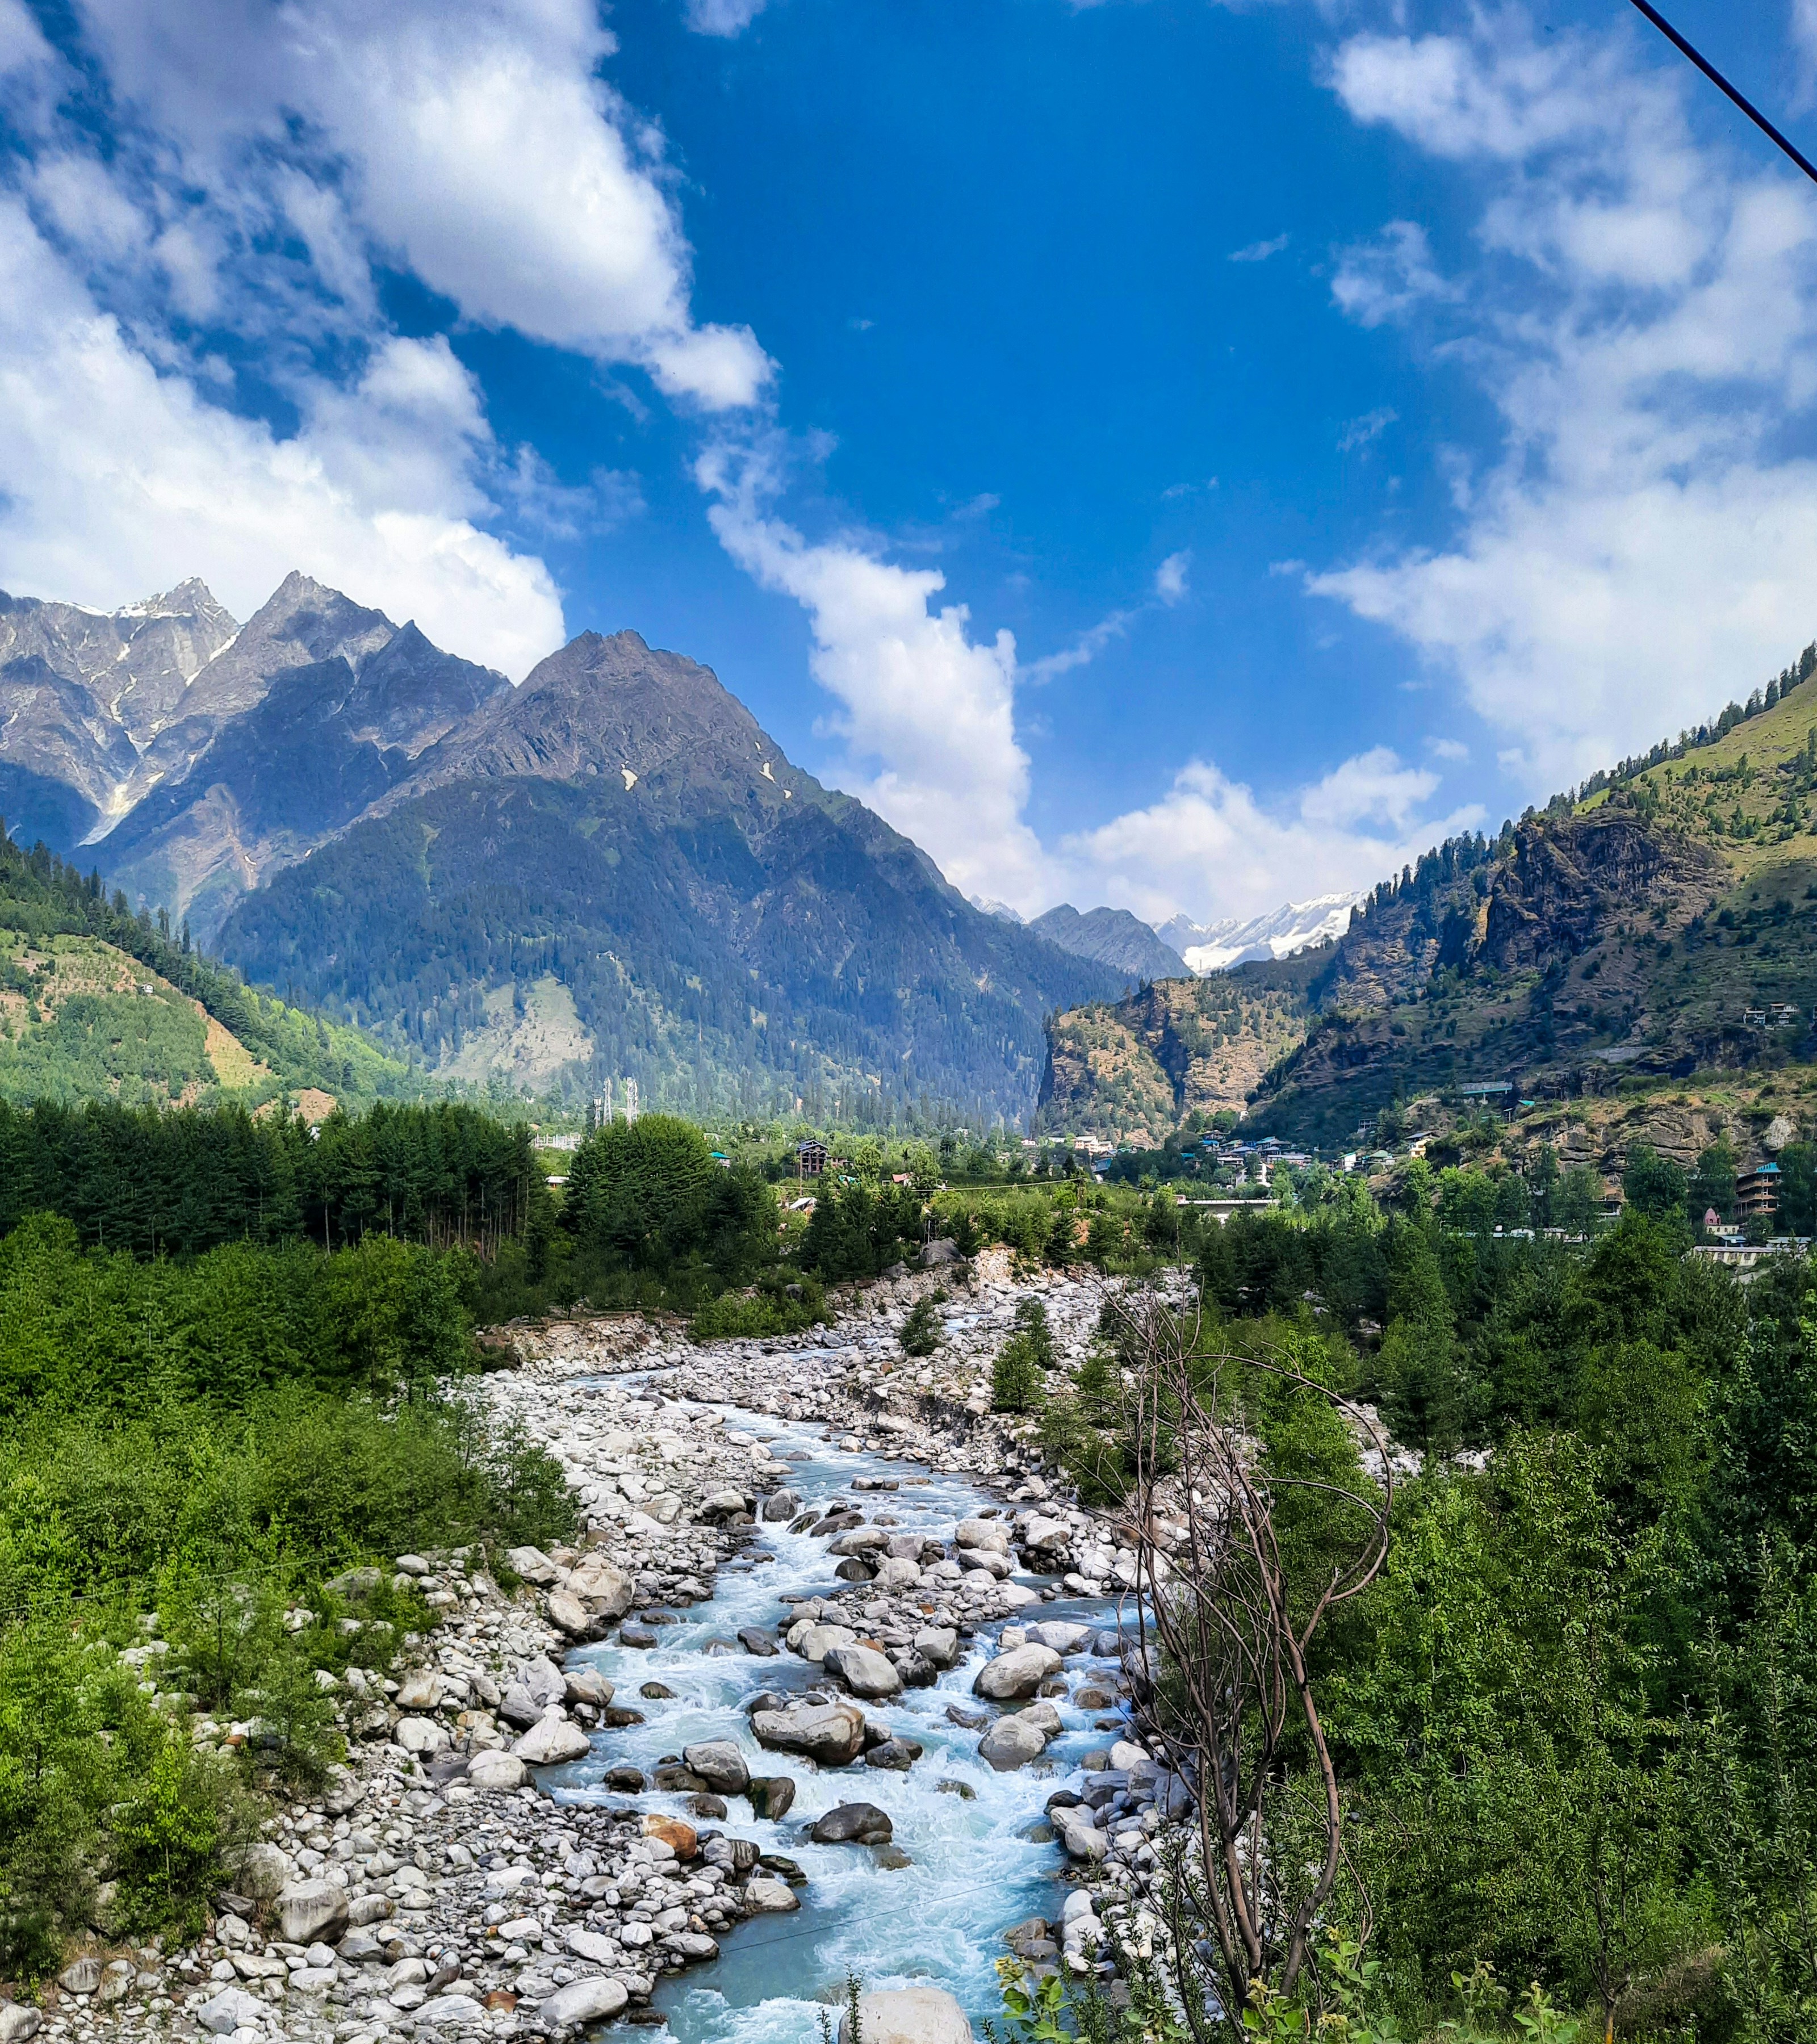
(991, 1330), (1044, 1413)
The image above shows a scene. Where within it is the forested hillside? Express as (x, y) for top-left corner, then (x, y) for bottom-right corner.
(0, 830), (412, 1109)
(1044, 642), (1817, 1148)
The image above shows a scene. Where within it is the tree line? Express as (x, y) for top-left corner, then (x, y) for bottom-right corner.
(0, 1097), (545, 1255)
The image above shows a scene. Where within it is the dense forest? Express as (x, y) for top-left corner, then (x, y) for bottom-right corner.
(0, 830), (411, 1103)
(0, 1097), (545, 1254)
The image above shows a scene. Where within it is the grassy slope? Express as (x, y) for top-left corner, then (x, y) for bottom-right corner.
(0, 838), (414, 1111)
(1249, 673), (1817, 1145)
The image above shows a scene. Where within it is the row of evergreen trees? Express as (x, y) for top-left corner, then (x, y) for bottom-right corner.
(0, 1098), (544, 1255)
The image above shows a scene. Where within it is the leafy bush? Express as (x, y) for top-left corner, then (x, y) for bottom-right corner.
(898, 1295), (944, 1358)
(991, 1330), (1045, 1413)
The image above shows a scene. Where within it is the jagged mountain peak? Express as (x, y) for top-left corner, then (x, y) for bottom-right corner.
(1029, 902), (1189, 981)
(116, 577), (236, 629)
(1158, 893), (1361, 975)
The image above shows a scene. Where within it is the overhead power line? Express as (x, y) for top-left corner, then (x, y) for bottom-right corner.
(1626, 1), (1817, 189)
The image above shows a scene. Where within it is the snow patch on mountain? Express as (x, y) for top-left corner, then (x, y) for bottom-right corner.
(1155, 893), (1359, 974)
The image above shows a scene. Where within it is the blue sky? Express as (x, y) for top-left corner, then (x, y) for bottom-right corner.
(3, 0), (1817, 924)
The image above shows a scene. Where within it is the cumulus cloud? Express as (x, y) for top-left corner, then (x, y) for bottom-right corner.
(1154, 551), (1191, 603)
(0, 198), (563, 676)
(697, 441), (1468, 922)
(1312, 6), (1817, 793)
(72, 0), (770, 408)
(1060, 752), (1480, 928)
(697, 441), (1047, 903)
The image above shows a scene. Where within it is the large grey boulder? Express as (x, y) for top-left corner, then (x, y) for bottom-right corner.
(809, 1802), (893, 1845)
(955, 1518), (1011, 1554)
(566, 1552), (634, 1617)
(823, 1644), (903, 1698)
(225, 1840), (290, 1899)
(564, 1665), (614, 1708)
(1053, 1806), (1108, 1863)
(58, 1957), (103, 1996)
(417, 1996), (488, 2028)
(762, 1490), (801, 1522)
(978, 1714), (1049, 1771)
(321, 1765), (366, 1815)
(794, 1622), (858, 1664)
(467, 1750), (529, 1791)
(196, 1987), (266, 2036)
(395, 1716), (446, 1754)
(751, 1699), (867, 1766)
(539, 1979), (629, 2034)
(564, 1928), (618, 1965)
(520, 1656), (567, 1707)
(683, 1740), (751, 1794)
(973, 1644), (1062, 1700)
(546, 1589), (602, 1639)
(0, 2005), (40, 2044)
(276, 1880), (348, 1945)
(506, 1545), (560, 1585)
(743, 1877), (800, 1913)
(747, 1775), (796, 1819)
(1024, 1620), (1094, 1655)
(839, 1988), (973, 2044)
(514, 1714), (591, 1765)
(498, 1683), (543, 1730)
(914, 1626), (960, 1668)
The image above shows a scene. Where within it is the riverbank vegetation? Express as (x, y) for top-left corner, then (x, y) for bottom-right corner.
(7, 1092), (1817, 2036)
(1023, 1188), (1817, 2043)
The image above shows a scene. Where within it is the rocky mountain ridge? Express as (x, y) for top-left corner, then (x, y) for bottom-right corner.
(1045, 661), (1817, 1146)
(1, 572), (1128, 1115)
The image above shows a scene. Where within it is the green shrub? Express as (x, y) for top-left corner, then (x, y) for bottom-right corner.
(991, 1330), (1045, 1413)
(899, 1295), (945, 1358)
(690, 1275), (828, 1343)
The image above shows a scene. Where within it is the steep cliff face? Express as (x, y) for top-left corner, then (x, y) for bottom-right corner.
(1037, 956), (1325, 1141)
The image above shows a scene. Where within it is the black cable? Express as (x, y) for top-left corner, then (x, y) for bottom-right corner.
(1626, 1), (1817, 189)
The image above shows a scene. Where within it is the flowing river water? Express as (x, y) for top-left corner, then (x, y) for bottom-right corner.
(533, 1387), (1124, 2044)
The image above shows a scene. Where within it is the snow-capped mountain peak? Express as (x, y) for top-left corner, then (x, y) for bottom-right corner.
(1155, 891), (1360, 974)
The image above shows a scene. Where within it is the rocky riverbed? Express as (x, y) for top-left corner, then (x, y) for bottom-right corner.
(7, 1263), (1185, 2044)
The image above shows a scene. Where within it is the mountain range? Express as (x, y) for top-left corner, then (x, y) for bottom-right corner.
(1043, 646), (1817, 1147)
(972, 892), (1351, 980)
(1155, 894), (1360, 973)
(0, 575), (1129, 1117)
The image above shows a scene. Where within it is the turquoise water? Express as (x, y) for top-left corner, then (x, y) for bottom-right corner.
(538, 1393), (1122, 2044)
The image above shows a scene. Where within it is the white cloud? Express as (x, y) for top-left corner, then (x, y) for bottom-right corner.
(1338, 406), (1397, 453)
(698, 442), (1467, 923)
(686, 0), (772, 33)
(1330, 220), (1453, 328)
(1799, 0), (1817, 89)
(1154, 551), (1191, 603)
(697, 441), (1048, 903)
(1059, 753), (1480, 928)
(1312, 6), (1817, 794)
(0, 199), (563, 676)
(1427, 736), (1469, 762)
(0, 0), (51, 78)
(1230, 232), (1291, 263)
(72, 0), (770, 407)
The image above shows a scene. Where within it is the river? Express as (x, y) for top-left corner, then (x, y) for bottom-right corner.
(531, 1388), (1124, 2044)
